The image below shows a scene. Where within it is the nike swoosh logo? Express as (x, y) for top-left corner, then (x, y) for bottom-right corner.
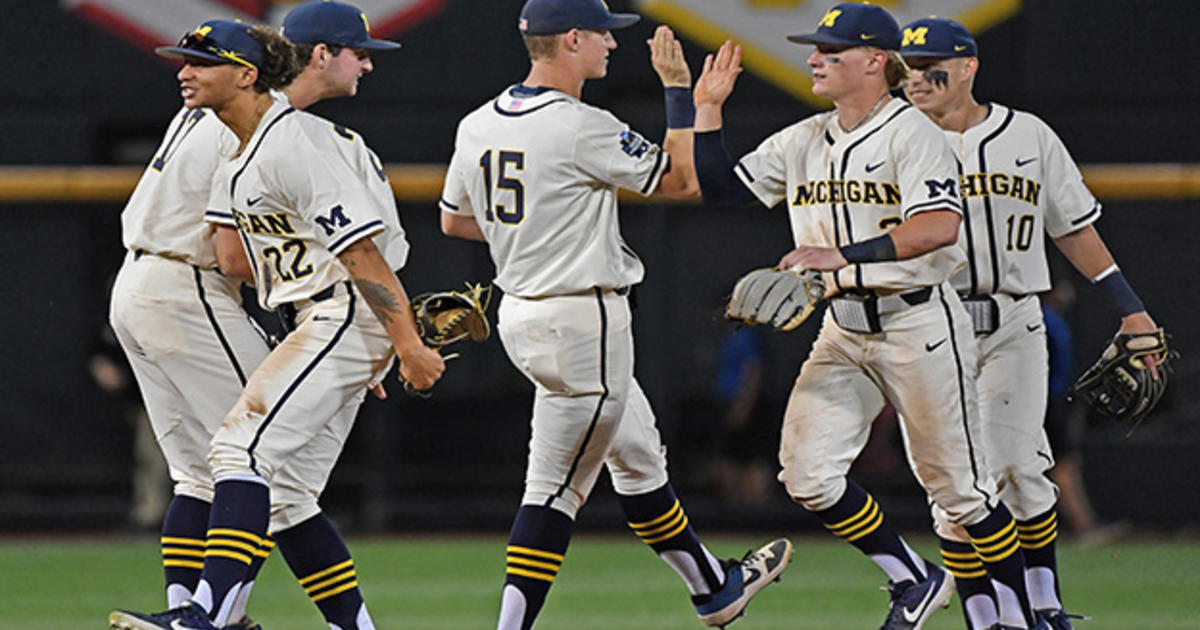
(1026, 323), (1043, 332)
(744, 566), (762, 584)
(860, 34), (876, 40)
(1015, 157), (1038, 167)
(865, 161), (885, 173)
(954, 45), (968, 51)
(171, 620), (192, 630)
(247, 196), (263, 206)
(925, 338), (947, 352)
(902, 579), (941, 623)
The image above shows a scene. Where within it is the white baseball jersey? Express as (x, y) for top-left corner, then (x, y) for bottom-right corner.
(735, 99), (965, 293)
(945, 103), (1101, 296)
(439, 86), (669, 298)
(205, 101), (407, 310)
(121, 107), (234, 267)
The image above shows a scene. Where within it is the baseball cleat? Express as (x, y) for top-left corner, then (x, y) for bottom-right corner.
(1037, 608), (1086, 630)
(877, 561), (955, 630)
(223, 616), (264, 630)
(109, 601), (219, 630)
(693, 537), (794, 627)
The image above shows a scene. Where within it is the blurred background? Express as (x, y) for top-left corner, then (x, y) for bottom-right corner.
(1, 0), (1196, 539)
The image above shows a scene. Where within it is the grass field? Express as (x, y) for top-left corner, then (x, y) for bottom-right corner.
(3, 534), (1198, 629)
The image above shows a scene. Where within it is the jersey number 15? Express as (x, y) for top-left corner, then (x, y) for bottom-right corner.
(479, 149), (525, 225)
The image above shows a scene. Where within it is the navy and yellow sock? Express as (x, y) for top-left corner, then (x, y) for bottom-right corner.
(276, 513), (371, 630)
(620, 483), (723, 594)
(161, 495), (210, 607)
(815, 479), (926, 584)
(197, 479), (269, 625)
(941, 537), (998, 630)
(1018, 505), (1063, 611)
(966, 504), (1035, 628)
(498, 505), (573, 630)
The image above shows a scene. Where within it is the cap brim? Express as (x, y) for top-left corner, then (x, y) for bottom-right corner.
(357, 38), (402, 50)
(786, 31), (858, 46)
(900, 49), (969, 58)
(603, 13), (641, 31)
(155, 46), (228, 64)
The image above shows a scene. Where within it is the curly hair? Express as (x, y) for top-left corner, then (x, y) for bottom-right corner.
(249, 26), (301, 91)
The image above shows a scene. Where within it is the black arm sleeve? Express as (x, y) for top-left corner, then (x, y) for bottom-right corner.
(695, 129), (758, 209)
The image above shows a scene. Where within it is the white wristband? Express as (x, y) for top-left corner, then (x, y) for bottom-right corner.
(1090, 264), (1119, 283)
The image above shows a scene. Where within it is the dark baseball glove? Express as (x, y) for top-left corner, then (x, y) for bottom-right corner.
(726, 268), (826, 331)
(411, 283), (492, 349)
(1069, 328), (1173, 426)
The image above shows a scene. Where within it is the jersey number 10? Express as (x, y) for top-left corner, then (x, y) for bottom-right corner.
(479, 149), (525, 224)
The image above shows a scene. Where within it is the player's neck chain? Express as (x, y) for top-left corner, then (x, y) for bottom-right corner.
(839, 93), (890, 134)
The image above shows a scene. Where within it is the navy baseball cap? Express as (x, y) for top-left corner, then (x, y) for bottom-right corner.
(518, 0), (641, 36)
(787, 3), (902, 51)
(899, 17), (977, 58)
(156, 20), (264, 68)
(282, 1), (401, 50)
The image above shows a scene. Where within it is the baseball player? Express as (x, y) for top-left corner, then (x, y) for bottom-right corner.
(108, 17), (442, 630)
(439, 1), (792, 628)
(109, 3), (403, 629)
(900, 17), (1162, 630)
(692, 4), (1049, 629)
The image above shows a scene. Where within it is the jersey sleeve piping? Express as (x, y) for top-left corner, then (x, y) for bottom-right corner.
(903, 197), (962, 219)
(639, 150), (668, 195)
(205, 210), (236, 225)
(328, 219), (386, 255)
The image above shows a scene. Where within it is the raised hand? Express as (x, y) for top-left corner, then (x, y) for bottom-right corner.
(648, 25), (691, 88)
(694, 39), (743, 108)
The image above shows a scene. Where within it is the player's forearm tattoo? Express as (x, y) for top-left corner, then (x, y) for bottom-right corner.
(353, 278), (402, 326)
(923, 70), (949, 88)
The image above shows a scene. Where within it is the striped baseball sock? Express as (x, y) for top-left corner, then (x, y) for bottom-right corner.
(497, 505), (573, 630)
(966, 504), (1036, 628)
(190, 478), (270, 627)
(226, 533), (274, 626)
(814, 479), (927, 584)
(161, 495), (210, 607)
(1017, 505), (1063, 612)
(619, 483), (724, 595)
(940, 537), (999, 630)
(276, 513), (374, 630)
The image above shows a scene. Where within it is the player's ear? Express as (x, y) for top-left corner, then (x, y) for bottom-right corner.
(564, 28), (581, 53)
(236, 65), (259, 89)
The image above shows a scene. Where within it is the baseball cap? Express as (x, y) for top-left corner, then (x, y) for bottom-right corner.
(787, 3), (902, 51)
(518, 0), (641, 36)
(156, 19), (264, 68)
(282, 0), (401, 50)
(899, 17), (977, 58)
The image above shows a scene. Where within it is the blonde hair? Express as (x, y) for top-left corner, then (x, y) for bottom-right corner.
(883, 50), (910, 90)
(523, 34), (560, 61)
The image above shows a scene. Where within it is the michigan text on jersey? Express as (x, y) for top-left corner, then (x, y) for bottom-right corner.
(232, 209), (297, 236)
(960, 172), (1041, 205)
(791, 179), (901, 206)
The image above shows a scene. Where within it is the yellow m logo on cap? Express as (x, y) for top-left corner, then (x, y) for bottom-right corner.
(902, 27), (929, 46)
(819, 9), (842, 28)
(194, 25), (213, 37)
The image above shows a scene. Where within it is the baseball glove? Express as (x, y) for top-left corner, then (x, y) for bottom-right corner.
(726, 267), (826, 331)
(1069, 328), (1173, 426)
(411, 283), (492, 349)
